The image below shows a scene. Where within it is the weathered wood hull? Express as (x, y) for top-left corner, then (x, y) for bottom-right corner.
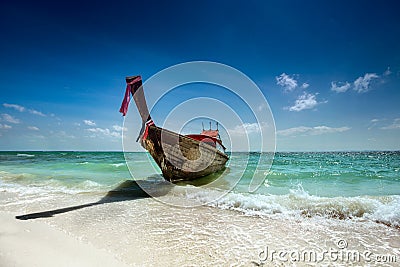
(141, 126), (229, 182)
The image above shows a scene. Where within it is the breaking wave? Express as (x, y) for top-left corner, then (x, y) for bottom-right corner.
(178, 185), (400, 228)
(111, 163), (125, 168)
(0, 171), (108, 196)
(16, 153), (35, 157)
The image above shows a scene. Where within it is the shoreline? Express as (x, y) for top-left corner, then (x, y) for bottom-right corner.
(1, 190), (399, 266)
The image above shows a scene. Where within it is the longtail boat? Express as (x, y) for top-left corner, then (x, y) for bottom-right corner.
(120, 75), (229, 182)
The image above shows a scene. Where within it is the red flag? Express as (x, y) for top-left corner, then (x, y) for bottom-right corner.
(142, 119), (155, 140)
(119, 85), (131, 116)
(119, 76), (142, 116)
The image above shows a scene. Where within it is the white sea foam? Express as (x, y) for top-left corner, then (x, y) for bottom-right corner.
(366, 196), (400, 227)
(111, 163), (125, 168)
(77, 180), (104, 190)
(0, 170), (106, 198)
(177, 185), (400, 227)
(16, 153), (35, 157)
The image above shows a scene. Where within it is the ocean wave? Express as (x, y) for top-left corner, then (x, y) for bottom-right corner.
(0, 171), (36, 182)
(179, 185), (400, 227)
(1, 180), (107, 197)
(76, 180), (103, 190)
(0, 170), (107, 196)
(111, 163), (125, 168)
(16, 153), (35, 157)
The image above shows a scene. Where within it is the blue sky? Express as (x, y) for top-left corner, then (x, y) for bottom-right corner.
(0, 0), (399, 151)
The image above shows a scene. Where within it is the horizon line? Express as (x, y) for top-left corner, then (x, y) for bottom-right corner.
(1, 150), (399, 153)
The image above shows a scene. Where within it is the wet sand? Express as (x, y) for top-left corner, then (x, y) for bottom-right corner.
(1, 189), (399, 266)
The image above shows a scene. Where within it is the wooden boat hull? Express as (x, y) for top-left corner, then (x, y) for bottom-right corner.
(141, 125), (229, 182)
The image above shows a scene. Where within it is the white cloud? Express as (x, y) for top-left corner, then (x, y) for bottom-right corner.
(1, 113), (20, 124)
(383, 67), (392, 76)
(381, 118), (400, 130)
(112, 125), (127, 131)
(3, 103), (46, 116)
(87, 127), (107, 134)
(29, 109), (46, 116)
(83, 120), (96, 126)
(28, 126), (40, 131)
(228, 122), (268, 136)
(110, 131), (121, 137)
(257, 103), (266, 112)
(276, 73), (298, 91)
(277, 126), (350, 137)
(353, 73), (379, 93)
(332, 70), (387, 94)
(301, 83), (309, 89)
(367, 118), (381, 130)
(86, 127), (121, 138)
(287, 92), (323, 112)
(0, 123), (12, 129)
(3, 103), (25, 112)
(277, 126), (309, 136)
(331, 81), (351, 93)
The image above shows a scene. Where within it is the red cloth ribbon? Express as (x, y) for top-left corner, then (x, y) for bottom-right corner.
(119, 76), (142, 116)
(142, 120), (155, 140)
(119, 84), (131, 116)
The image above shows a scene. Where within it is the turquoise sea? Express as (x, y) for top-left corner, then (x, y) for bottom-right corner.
(1, 151), (399, 227)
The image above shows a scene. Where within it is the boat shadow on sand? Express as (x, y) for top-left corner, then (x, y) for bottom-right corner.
(15, 175), (174, 221)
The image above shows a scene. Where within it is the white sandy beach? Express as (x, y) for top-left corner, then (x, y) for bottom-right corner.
(0, 211), (130, 267)
(1, 188), (399, 267)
